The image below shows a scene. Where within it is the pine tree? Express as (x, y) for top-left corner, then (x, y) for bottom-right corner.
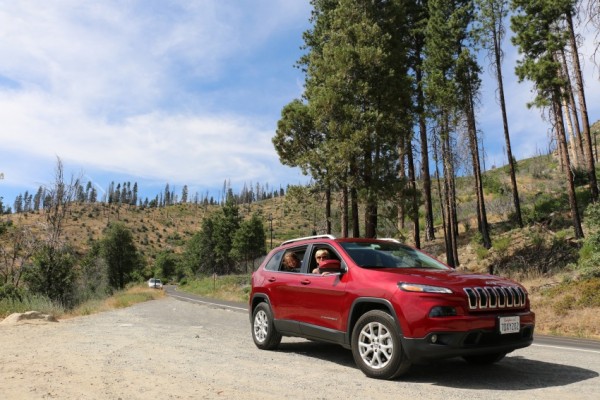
(511, 0), (584, 239)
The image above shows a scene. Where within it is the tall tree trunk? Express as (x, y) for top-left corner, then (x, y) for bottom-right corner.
(491, 19), (523, 228)
(466, 88), (491, 249)
(560, 48), (585, 165)
(398, 135), (406, 231)
(432, 134), (449, 263)
(441, 119), (458, 267)
(562, 93), (578, 167)
(567, 11), (599, 201)
(553, 92), (584, 239)
(351, 187), (360, 238)
(325, 186), (332, 235)
(341, 184), (349, 238)
(416, 50), (435, 241)
(406, 139), (421, 248)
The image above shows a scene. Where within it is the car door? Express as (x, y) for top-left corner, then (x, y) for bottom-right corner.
(292, 244), (349, 333)
(262, 246), (309, 324)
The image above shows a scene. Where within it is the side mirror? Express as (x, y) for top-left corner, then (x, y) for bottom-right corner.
(318, 259), (342, 273)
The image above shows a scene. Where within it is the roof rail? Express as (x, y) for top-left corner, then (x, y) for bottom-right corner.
(280, 234), (336, 246)
(379, 238), (401, 243)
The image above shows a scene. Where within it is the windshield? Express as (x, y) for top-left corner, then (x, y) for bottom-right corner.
(340, 241), (450, 270)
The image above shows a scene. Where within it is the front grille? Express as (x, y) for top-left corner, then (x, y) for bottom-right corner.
(463, 286), (527, 310)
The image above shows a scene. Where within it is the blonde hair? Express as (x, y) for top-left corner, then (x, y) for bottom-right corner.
(315, 249), (330, 260)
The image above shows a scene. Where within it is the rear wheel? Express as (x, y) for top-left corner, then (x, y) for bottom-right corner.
(462, 352), (506, 365)
(251, 302), (282, 350)
(351, 310), (411, 380)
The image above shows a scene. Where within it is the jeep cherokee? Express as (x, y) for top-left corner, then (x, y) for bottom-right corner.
(249, 235), (535, 380)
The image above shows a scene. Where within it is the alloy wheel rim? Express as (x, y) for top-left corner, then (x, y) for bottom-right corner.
(254, 310), (269, 342)
(358, 321), (394, 369)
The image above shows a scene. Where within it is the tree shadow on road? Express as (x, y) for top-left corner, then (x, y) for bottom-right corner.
(277, 341), (598, 390)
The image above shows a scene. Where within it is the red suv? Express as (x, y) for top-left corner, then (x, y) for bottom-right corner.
(249, 235), (535, 380)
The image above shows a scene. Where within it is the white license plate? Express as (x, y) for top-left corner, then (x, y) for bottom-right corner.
(499, 316), (520, 334)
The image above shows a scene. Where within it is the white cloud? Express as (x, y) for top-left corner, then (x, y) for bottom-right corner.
(0, 1), (311, 199)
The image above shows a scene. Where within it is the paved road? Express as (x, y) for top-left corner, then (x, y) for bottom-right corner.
(166, 285), (600, 353)
(2, 286), (598, 399)
(165, 285), (600, 399)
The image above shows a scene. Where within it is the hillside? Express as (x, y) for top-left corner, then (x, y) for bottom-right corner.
(3, 147), (600, 339)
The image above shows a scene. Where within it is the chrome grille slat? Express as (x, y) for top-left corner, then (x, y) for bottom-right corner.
(463, 286), (527, 310)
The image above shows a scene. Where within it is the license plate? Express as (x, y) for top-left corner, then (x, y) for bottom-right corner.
(499, 316), (520, 334)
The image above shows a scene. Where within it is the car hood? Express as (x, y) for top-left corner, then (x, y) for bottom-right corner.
(366, 267), (524, 289)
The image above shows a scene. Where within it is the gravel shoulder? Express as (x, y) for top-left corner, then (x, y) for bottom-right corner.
(1, 296), (599, 400)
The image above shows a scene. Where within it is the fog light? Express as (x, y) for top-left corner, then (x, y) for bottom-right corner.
(431, 334), (438, 344)
(429, 306), (457, 317)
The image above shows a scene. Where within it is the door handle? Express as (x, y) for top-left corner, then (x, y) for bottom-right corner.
(268, 277), (276, 282)
(300, 279), (311, 285)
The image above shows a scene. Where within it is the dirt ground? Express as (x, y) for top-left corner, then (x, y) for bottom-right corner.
(2, 296), (599, 400)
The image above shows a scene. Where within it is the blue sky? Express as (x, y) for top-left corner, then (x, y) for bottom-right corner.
(0, 1), (599, 207)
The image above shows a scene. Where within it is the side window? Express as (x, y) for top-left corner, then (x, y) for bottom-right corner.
(278, 246), (307, 273)
(264, 251), (283, 271)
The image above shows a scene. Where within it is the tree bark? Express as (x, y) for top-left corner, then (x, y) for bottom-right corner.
(398, 134), (406, 231)
(325, 186), (332, 235)
(491, 17), (523, 228)
(441, 118), (458, 267)
(341, 184), (349, 238)
(351, 187), (360, 238)
(560, 48), (585, 165)
(552, 92), (584, 239)
(416, 49), (435, 241)
(566, 11), (599, 201)
(406, 137), (421, 248)
(466, 87), (491, 249)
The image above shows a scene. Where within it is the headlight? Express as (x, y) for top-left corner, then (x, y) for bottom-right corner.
(398, 282), (452, 294)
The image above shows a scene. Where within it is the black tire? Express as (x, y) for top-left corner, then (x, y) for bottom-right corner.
(251, 302), (282, 350)
(351, 310), (411, 380)
(462, 352), (506, 365)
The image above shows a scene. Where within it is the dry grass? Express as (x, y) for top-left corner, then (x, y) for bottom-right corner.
(63, 286), (166, 319)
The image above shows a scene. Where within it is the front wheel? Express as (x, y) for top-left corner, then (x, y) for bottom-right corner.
(351, 310), (411, 380)
(251, 302), (282, 350)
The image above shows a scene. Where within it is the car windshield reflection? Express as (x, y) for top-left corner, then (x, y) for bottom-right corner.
(340, 241), (450, 270)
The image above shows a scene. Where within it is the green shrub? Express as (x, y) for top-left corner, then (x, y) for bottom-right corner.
(475, 245), (489, 260)
(0, 284), (25, 301)
(523, 193), (568, 224)
(482, 174), (505, 195)
(0, 293), (64, 319)
(576, 253), (600, 279)
(576, 278), (600, 307)
(553, 295), (576, 316)
(572, 167), (589, 187)
(492, 236), (511, 258)
(584, 202), (600, 228)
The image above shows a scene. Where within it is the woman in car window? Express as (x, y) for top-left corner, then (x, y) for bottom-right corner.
(282, 252), (301, 272)
(312, 249), (331, 274)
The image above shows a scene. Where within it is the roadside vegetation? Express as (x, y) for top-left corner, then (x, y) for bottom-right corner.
(1, 285), (164, 320)
(179, 275), (251, 303)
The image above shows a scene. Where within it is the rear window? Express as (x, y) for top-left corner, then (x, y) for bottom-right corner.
(264, 251), (283, 271)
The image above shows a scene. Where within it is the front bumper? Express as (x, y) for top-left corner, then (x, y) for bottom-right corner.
(402, 323), (534, 364)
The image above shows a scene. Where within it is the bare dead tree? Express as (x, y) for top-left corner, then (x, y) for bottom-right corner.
(42, 157), (82, 249)
(0, 224), (38, 287)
